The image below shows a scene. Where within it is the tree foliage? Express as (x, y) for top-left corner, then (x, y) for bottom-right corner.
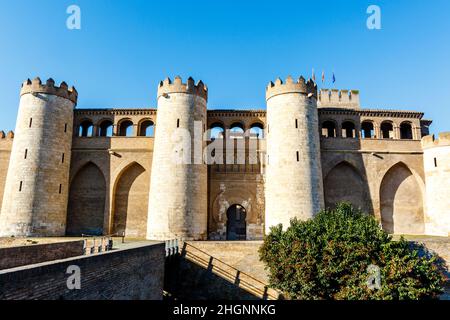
(259, 202), (447, 300)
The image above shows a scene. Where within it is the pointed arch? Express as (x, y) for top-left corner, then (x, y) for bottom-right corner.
(323, 161), (370, 213)
(112, 161), (149, 238)
(66, 162), (106, 236)
(379, 162), (424, 234)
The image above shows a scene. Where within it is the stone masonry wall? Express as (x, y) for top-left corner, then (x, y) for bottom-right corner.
(0, 240), (84, 270)
(0, 136), (12, 215)
(265, 92), (324, 232)
(147, 91), (208, 240)
(0, 242), (165, 300)
(0, 93), (74, 236)
(422, 133), (450, 236)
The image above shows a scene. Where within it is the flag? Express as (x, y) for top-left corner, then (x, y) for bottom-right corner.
(312, 69), (316, 82)
(321, 71), (325, 83)
(332, 72), (336, 84)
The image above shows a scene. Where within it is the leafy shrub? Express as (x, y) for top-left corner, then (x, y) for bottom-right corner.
(259, 202), (447, 300)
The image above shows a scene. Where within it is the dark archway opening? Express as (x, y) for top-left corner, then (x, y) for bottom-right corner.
(400, 122), (413, 140)
(361, 121), (374, 139)
(381, 121), (394, 139)
(322, 121), (337, 138)
(226, 204), (247, 240)
(98, 120), (113, 137)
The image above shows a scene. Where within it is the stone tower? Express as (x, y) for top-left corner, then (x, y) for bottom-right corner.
(264, 76), (324, 233)
(0, 77), (77, 237)
(147, 76), (208, 240)
(421, 132), (450, 236)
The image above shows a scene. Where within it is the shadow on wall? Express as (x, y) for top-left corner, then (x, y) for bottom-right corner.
(321, 112), (374, 216)
(164, 242), (280, 300)
(380, 162), (425, 234)
(66, 157), (110, 236)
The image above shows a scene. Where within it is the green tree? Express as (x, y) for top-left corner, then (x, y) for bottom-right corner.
(259, 202), (447, 300)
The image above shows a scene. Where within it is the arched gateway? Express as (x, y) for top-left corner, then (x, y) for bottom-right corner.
(226, 204), (247, 240)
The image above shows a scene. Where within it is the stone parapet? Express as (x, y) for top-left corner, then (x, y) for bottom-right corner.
(20, 77), (78, 104)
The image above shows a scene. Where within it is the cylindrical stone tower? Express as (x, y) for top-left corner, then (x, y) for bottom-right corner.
(147, 76), (208, 240)
(264, 76), (324, 233)
(421, 133), (450, 236)
(0, 77), (77, 237)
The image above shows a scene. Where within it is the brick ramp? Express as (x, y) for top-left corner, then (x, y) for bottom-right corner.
(180, 241), (280, 300)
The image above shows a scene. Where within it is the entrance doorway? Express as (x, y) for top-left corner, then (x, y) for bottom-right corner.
(226, 204), (247, 240)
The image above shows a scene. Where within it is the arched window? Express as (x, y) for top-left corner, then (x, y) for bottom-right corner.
(361, 121), (374, 139)
(249, 123), (264, 139)
(230, 122), (245, 138)
(98, 120), (113, 137)
(341, 121), (356, 138)
(321, 121), (337, 138)
(139, 120), (155, 137)
(209, 122), (225, 140)
(118, 120), (134, 137)
(78, 120), (94, 137)
(381, 121), (394, 139)
(400, 122), (413, 140)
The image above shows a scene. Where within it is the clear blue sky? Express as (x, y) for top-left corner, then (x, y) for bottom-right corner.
(0, 0), (449, 134)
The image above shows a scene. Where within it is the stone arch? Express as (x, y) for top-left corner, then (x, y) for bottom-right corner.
(226, 204), (247, 240)
(112, 162), (149, 238)
(66, 162), (106, 235)
(249, 122), (265, 139)
(229, 121), (245, 132)
(361, 120), (375, 138)
(97, 118), (114, 137)
(137, 118), (155, 137)
(117, 118), (134, 137)
(380, 120), (394, 139)
(341, 120), (356, 138)
(379, 162), (424, 234)
(324, 161), (370, 213)
(400, 121), (413, 140)
(321, 119), (337, 138)
(78, 119), (94, 137)
(209, 121), (225, 139)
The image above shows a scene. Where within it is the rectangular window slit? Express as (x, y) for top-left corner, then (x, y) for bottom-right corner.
(295, 119), (298, 128)
(59, 184), (62, 194)
(62, 153), (65, 163)
(19, 181), (23, 192)
(434, 157), (437, 167)
(64, 123), (68, 133)
(177, 119), (180, 128)
(29, 118), (32, 128)
(24, 149), (28, 159)
(296, 151), (300, 162)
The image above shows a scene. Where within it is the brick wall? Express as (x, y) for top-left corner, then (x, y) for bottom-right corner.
(0, 240), (85, 270)
(0, 242), (165, 300)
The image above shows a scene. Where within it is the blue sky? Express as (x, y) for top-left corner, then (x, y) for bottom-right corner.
(0, 0), (449, 134)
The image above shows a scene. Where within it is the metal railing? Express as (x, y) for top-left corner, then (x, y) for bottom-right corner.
(165, 239), (179, 257)
(81, 233), (120, 255)
(181, 241), (281, 300)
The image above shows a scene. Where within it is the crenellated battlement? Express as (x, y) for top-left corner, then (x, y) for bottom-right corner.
(421, 132), (450, 149)
(318, 89), (360, 109)
(157, 76), (208, 101)
(265, 76), (317, 101)
(20, 77), (78, 104)
(0, 131), (14, 139)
